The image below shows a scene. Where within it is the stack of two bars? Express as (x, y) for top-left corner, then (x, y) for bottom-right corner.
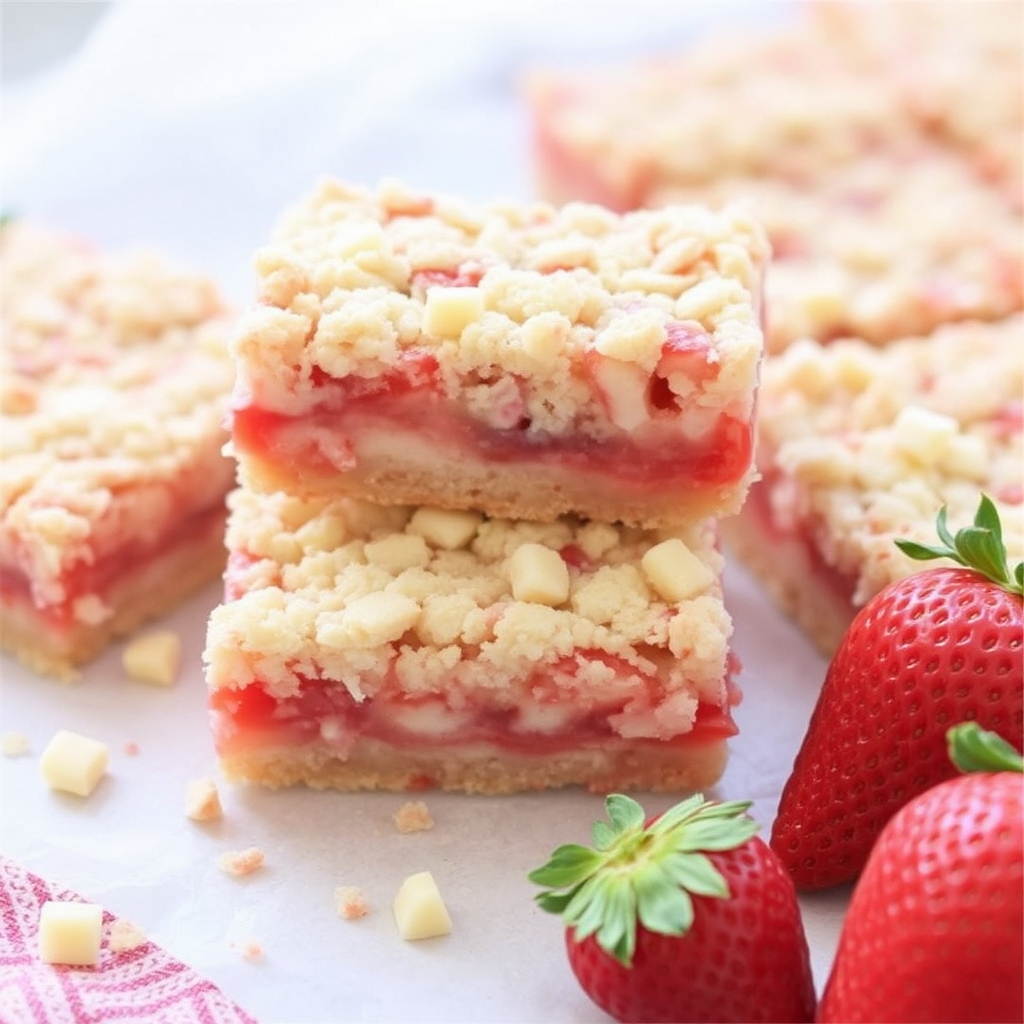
(204, 180), (769, 794)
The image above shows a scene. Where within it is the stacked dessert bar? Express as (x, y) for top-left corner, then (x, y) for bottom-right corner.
(0, 222), (237, 680)
(204, 178), (769, 793)
(524, 0), (1023, 654)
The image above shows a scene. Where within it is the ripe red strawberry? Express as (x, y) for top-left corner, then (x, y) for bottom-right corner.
(818, 722), (1024, 1023)
(528, 793), (815, 1023)
(771, 495), (1024, 890)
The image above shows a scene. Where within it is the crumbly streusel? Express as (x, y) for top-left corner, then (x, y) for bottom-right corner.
(232, 178), (767, 438)
(752, 316), (1023, 608)
(0, 223), (236, 617)
(205, 489), (732, 742)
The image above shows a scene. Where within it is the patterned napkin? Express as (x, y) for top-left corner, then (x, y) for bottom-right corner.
(0, 856), (258, 1024)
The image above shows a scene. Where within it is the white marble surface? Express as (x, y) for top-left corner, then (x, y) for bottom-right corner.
(0, 4), (848, 1021)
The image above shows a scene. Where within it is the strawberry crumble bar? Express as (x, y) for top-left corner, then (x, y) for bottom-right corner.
(229, 179), (767, 527)
(0, 223), (237, 679)
(723, 316), (1024, 656)
(204, 489), (739, 794)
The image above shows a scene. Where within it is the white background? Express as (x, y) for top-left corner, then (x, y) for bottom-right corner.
(0, 4), (847, 1022)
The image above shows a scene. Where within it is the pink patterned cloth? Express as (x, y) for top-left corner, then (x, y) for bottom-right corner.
(0, 856), (259, 1024)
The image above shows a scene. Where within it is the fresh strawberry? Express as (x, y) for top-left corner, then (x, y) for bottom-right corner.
(771, 495), (1024, 890)
(818, 722), (1024, 1023)
(528, 793), (815, 1023)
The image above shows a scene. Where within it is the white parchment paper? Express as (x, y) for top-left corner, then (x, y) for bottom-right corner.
(0, 4), (848, 1021)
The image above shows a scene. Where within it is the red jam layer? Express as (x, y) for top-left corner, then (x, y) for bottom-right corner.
(0, 501), (226, 626)
(232, 349), (752, 491)
(210, 663), (738, 760)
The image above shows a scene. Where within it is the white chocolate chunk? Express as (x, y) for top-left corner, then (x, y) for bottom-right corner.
(364, 533), (431, 573)
(38, 901), (103, 966)
(408, 507), (482, 550)
(508, 543), (570, 606)
(642, 538), (714, 602)
(317, 592), (421, 648)
(1, 731), (30, 757)
(184, 777), (223, 821)
(40, 730), (109, 797)
(122, 630), (182, 686)
(422, 286), (484, 339)
(590, 356), (650, 431)
(393, 871), (452, 941)
(891, 405), (958, 466)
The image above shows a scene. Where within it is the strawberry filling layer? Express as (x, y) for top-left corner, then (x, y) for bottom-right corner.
(232, 346), (752, 493)
(0, 501), (226, 629)
(210, 667), (738, 760)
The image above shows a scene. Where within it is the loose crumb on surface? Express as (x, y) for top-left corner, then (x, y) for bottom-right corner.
(394, 800), (433, 834)
(233, 937), (264, 960)
(107, 918), (147, 953)
(334, 886), (370, 920)
(185, 777), (223, 821)
(123, 741), (140, 757)
(217, 847), (265, 877)
(1, 732), (30, 757)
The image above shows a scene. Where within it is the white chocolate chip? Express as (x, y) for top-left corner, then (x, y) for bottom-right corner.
(891, 405), (958, 466)
(393, 871), (452, 941)
(407, 507), (482, 550)
(422, 286), (484, 339)
(318, 592), (421, 648)
(508, 543), (570, 606)
(122, 630), (182, 687)
(39, 730), (109, 798)
(589, 356), (651, 431)
(38, 901), (103, 966)
(642, 538), (714, 602)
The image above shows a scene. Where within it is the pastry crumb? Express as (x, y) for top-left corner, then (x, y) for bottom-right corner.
(234, 937), (264, 960)
(394, 800), (434, 834)
(107, 918), (147, 953)
(185, 777), (223, 821)
(334, 886), (369, 920)
(123, 741), (140, 757)
(217, 847), (265, 877)
(1, 731), (30, 757)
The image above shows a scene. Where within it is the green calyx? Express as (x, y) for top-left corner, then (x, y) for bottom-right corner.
(895, 494), (1023, 597)
(527, 793), (758, 968)
(948, 722), (1024, 774)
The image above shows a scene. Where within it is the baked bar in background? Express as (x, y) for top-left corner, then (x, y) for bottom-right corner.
(205, 489), (739, 794)
(722, 316), (1024, 656)
(229, 178), (768, 527)
(0, 223), (237, 679)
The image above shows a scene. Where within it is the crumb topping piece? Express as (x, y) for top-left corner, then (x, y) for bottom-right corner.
(335, 886), (370, 920)
(394, 800), (434, 834)
(107, 918), (147, 953)
(217, 847), (265, 877)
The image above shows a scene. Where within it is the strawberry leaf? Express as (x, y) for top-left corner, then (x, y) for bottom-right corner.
(606, 793), (645, 833)
(528, 793), (760, 967)
(948, 722), (1024, 774)
(895, 494), (1023, 596)
(527, 844), (604, 888)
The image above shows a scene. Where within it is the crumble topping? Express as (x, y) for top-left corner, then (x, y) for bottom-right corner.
(0, 223), (237, 616)
(233, 178), (767, 438)
(205, 490), (732, 741)
(756, 316), (1024, 605)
